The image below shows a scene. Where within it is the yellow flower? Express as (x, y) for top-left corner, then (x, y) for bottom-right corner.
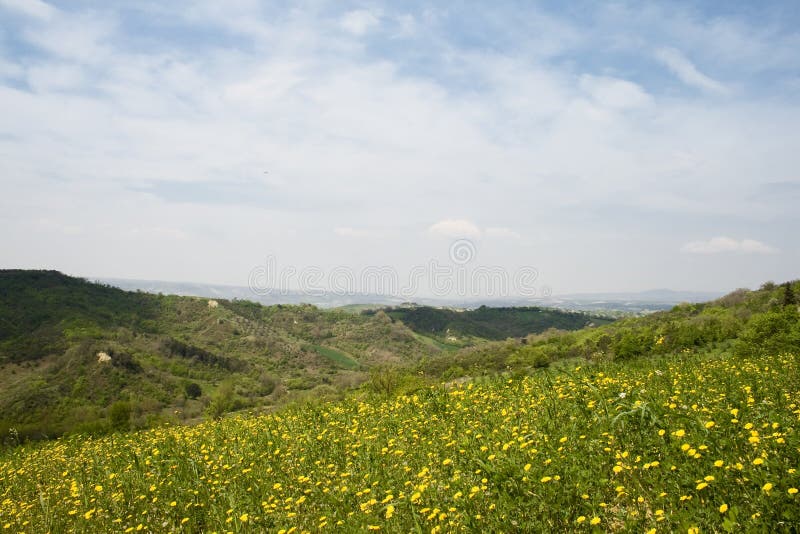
(719, 503), (728, 513)
(763, 483), (773, 492)
(524, 463), (531, 472)
(540, 476), (552, 483)
(83, 509), (95, 520)
(789, 488), (798, 495)
(674, 429), (686, 438)
(590, 517), (601, 525)
(576, 516), (586, 523)
(696, 482), (708, 490)
(714, 460), (724, 468)
(239, 513), (249, 523)
(705, 421), (715, 429)
(385, 504), (395, 519)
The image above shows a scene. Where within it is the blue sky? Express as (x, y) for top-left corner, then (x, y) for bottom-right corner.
(0, 0), (798, 296)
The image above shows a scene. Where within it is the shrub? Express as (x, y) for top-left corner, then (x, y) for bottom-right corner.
(109, 401), (131, 431)
(184, 382), (202, 400)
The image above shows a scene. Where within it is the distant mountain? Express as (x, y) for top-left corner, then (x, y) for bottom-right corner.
(96, 277), (726, 313)
(558, 289), (726, 303)
(97, 277), (406, 308)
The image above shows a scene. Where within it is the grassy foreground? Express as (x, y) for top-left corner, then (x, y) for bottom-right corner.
(2, 351), (799, 532)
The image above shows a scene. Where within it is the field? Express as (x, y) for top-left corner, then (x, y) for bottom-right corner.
(2, 350), (799, 532)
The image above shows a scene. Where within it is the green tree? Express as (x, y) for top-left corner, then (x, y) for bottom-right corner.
(783, 282), (797, 307)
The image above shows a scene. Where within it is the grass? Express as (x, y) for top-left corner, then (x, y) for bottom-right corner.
(409, 331), (460, 352)
(310, 344), (361, 370)
(2, 350), (798, 532)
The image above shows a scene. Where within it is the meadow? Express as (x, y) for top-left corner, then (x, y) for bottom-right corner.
(2, 350), (799, 532)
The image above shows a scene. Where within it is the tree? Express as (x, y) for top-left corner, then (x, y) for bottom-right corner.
(783, 283), (797, 307)
(184, 382), (202, 400)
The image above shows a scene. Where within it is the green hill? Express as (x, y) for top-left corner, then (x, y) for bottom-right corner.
(417, 280), (800, 379)
(0, 270), (612, 440)
(1, 274), (799, 531)
(376, 305), (612, 344)
(0, 270), (439, 439)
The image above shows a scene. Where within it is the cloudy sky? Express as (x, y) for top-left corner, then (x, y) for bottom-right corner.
(1, 0), (798, 296)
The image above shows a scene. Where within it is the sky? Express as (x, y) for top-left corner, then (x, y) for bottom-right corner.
(0, 0), (798, 297)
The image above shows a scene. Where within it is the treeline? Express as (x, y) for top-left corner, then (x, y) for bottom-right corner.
(371, 305), (612, 341)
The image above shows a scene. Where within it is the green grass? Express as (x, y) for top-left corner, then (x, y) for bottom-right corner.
(2, 350), (798, 532)
(409, 331), (460, 351)
(311, 344), (361, 370)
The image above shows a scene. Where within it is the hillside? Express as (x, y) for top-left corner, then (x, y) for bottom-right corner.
(2, 350), (798, 532)
(418, 280), (800, 378)
(376, 305), (612, 345)
(1, 276), (799, 531)
(0, 270), (438, 439)
(0, 270), (605, 440)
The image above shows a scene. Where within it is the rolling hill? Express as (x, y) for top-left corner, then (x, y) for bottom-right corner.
(0, 270), (607, 440)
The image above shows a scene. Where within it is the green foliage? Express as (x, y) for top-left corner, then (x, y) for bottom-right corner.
(108, 401), (131, 431)
(184, 382), (202, 399)
(206, 380), (241, 420)
(736, 306), (800, 357)
(377, 304), (611, 341)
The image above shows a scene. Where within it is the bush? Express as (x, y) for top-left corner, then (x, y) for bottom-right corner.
(184, 382), (202, 399)
(109, 401), (131, 431)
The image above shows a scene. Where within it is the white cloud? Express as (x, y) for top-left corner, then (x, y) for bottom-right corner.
(339, 9), (380, 36)
(579, 75), (652, 109)
(655, 47), (728, 94)
(1, 2), (798, 292)
(428, 219), (481, 239)
(681, 237), (777, 255)
(0, 0), (55, 20)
